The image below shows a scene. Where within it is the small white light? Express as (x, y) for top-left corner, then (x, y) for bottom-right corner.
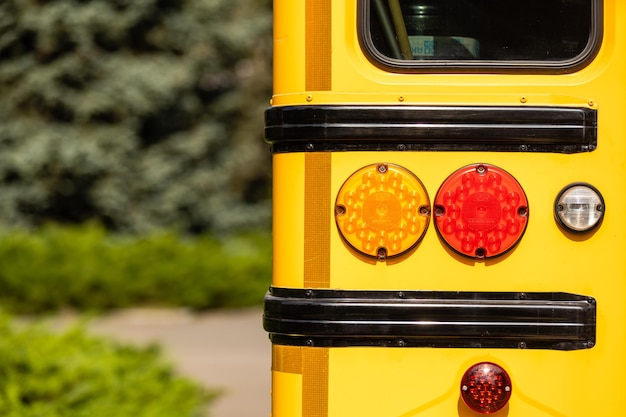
(555, 183), (605, 233)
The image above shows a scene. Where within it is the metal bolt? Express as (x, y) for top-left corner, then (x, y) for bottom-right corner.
(398, 96), (405, 102)
(377, 164), (388, 174)
(335, 205), (346, 216)
(306, 143), (314, 151)
(476, 165), (486, 175)
(520, 96), (527, 103)
(306, 94), (313, 102)
(517, 206), (529, 217)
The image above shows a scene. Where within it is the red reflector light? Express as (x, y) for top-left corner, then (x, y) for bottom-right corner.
(461, 362), (512, 414)
(434, 164), (528, 259)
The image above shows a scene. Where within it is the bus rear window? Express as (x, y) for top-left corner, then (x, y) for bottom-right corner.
(362, 0), (602, 71)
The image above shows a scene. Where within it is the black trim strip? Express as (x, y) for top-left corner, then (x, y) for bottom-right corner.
(265, 105), (597, 154)
(264, 288), (596, 350)
(358, 0), (604, 74)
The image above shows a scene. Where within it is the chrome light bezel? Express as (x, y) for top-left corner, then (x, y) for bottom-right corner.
(555, 183), (605, 234)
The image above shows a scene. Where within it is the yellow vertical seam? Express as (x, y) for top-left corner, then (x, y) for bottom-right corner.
(304, 153), (331, 288)
(306, 0), (332, 91)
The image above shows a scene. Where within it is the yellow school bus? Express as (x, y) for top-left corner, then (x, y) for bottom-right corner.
(264, 1), (625, 415)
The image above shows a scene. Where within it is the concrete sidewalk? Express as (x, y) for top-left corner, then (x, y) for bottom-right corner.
(86, 307), (271, 417)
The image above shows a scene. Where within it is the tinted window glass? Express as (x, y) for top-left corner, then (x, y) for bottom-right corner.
(364, 0), (600, 69)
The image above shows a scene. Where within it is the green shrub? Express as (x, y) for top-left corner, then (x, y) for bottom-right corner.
(0, 223), (271, 314)
(0, 0), (272, 234)
(0, 316), (213, 416)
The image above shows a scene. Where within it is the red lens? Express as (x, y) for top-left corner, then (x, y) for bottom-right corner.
(434, 164), (528, 259)
(461, 362), (512, 414)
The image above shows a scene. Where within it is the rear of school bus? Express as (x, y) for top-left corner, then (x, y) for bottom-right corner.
(263, 1), (626, 416)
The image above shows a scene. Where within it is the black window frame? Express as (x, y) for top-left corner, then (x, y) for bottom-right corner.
(358, 0), (604, 73)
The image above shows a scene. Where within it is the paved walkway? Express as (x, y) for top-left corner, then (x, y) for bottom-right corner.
(85, 307), (271, 417)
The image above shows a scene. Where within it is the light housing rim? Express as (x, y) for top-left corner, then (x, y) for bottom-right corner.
(460, 361), (513, 414)
(335, 163), (431, 260)
(554, 182), (605, 234)
(433, 163), (529, 260)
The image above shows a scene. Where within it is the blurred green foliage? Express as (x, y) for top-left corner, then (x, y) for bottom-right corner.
(0, 316), (213, 416)
(0, 0), (272, 234)
(0, 223), (271, 314)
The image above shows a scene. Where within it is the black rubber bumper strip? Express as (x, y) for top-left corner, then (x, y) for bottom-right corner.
(263, 288), (596, 350)
(265, 105), (597, 154)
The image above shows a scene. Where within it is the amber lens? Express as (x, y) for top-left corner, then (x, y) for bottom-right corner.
(335, 163), (430, 259)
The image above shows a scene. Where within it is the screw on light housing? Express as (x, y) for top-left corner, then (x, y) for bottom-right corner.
(461, 362), (512, 414)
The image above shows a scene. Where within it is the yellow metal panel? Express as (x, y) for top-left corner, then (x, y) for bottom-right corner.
(273, 344), (626, 416)
(272, 153), (305, 288)
(327, 347), (625, 417)
(272, 371), (303, 417)
(327, 151), (625, 294)
(272, 0), (623, 107)
(273, 0), (305, 97)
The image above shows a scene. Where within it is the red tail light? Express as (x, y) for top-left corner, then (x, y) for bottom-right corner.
(434, 164), (528, 259)
(461, 362), (512, 414)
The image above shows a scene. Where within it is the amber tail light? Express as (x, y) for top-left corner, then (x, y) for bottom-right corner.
(335, 163), (430, 259)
